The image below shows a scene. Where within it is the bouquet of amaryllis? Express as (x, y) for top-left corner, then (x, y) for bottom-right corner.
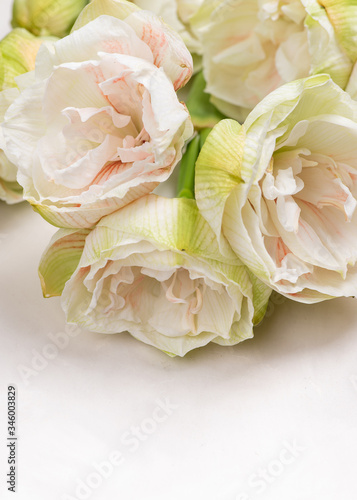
(2, 0), (357, 356)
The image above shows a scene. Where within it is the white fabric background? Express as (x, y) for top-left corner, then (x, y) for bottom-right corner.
(1, 2), (357, 499)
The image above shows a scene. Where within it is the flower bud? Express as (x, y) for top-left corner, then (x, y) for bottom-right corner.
(0, 28), (42, 90)
(12, 0), (89, 38)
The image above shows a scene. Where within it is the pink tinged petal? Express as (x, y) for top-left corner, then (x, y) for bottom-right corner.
(266, 198), (340, 270)
(125, 11), (193, 90)
(115, 142), (153, 163)
(63, 106), (132, 131)
(265, 236), (290, 266)
(296, 166), (357, 221)
(139, 71), (192, 144)
(60, 106), (136, 164)
(36, 16), (154, 80)
(122, 135), (135, 149)
(297, 201), (357, 272)
(264, 237), (313, 284)
(99, 53), (192, 141)
(334, 162), (357, 192)
(273, 252), (313, 284)
(90, 161), (126, 186)
(38, 134), (122, 189)
(98, 73), (143, 132)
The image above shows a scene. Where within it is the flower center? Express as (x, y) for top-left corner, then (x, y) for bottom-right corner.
(87, 264), (211, 336)
(257, 143), (357, 283)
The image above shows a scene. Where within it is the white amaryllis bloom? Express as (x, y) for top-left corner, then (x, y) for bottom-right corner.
(39, 195), (271, 356)
(192, 0), (355, 121)
(2, 10), (193, 227)
(196, 75), (357, 302)
(0, 29), (45, 204)
(130, 0), (204, 61)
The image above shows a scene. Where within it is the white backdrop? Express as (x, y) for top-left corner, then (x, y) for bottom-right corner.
(1, 2), (357, 499)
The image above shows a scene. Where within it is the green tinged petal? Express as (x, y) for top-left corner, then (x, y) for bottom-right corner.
(0, 176), (23, 204)
(302, 0), (352, 88)
(39, 228), (89, 297)
(12, 0), (89, 38)
(0, 28), (43, 90)
(246, 269), (272, 325)
(318, 0), (357, 62)
(96, 194), (239, 263)
(194, 115), (273, 281)
(195, 119), (245, 255)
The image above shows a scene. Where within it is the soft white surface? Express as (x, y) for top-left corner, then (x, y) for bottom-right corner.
(0, 2), (11, 36)
(1, 3), (357, 500)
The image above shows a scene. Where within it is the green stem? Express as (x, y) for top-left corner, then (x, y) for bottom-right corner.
(177, 134), (201, 199)
(186, 71), (225, 129)
(200, 128), (212, 149)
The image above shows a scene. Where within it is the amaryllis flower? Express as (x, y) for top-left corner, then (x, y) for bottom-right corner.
(192, 0), (356, 121)
(196, 75), (357, 302)
(39, 195), (271, 356)
(2, 6), (193, 227)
